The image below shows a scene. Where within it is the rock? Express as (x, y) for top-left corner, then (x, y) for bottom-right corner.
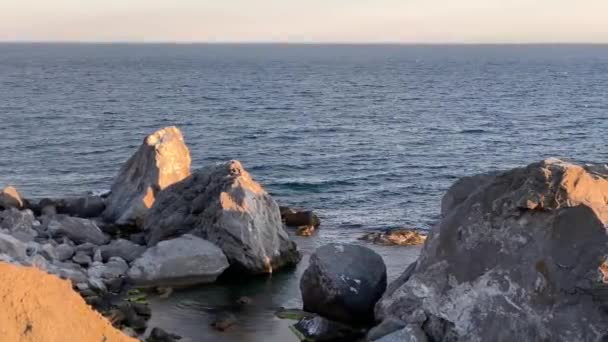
(0, 232), (27, 260)
(374, 325), (428, 342)
(46, 215), (109, 245)
(147, 327), (182, 342)
(296, 225), (316, 237)
(73, 251), (92, 266)
(132, 303), (151, 317)
(40, 243), (58, 260)
(103, 126), (191, 227)
(366, 318), (407, 341)
(282, 209), (320, 228)
(88, 257), (129, 281)
(0, 262), (137, 342)
(300, 243), (387, 326)
(145, 160), (300, 274)
(275, 308), (316, 321)
(0, 186), (24, 210)
(100, 239), (146, 262)
(359, 229), (426, 246)
(88, 277), (107, 292)
(112, 302), (148, 332)
(75, 242), (97, 256)
(0, 208), (38, 242)
(39, 198), (58, 216)
(93, 248), (103, 262)
(236, 296), (252, 305)
(28, 254), (50, 270)
(59, 196), (106, 218)
(127, 234), (229, 287)
(292, 315), (364, 342)
(376, 159), (608, 342)
(211, 312), (237, 331)
(55, 243), (75, 261)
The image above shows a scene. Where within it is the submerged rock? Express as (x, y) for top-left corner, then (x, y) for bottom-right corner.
(300, 243), (387, 326)
(0, 186), (24, 210)
(376, 159), (608, 342)
(145, 160), (300, 274)
(359, 229), (426, 246)
(103, 126), (191, 227)
(128, 234), (229, 287)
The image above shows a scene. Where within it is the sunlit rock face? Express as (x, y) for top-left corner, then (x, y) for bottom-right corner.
(144, 160), (300, 274)
(103, 126), (191, 227)
(0, 186), (24, 210)
(376, 158), (608, 342)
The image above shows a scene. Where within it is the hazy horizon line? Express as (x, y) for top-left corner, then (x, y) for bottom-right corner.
(2, 41), (608, 46)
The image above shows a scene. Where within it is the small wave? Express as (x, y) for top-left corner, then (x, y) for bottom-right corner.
(459, 129), (487, 134)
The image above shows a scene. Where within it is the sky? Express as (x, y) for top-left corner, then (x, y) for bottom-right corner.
(2, 0), (608, 43)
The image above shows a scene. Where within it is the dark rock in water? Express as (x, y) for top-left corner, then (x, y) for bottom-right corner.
(103, 126), (191, 227)
(111, 301), (148, 332)
(292, 316), (364, 342)
(300, 243), (387, 326)
(100, 239), (146, 262)
(359, 229), (426, 246)
(211, 312), (237, 331)
(376, 159), (608, 342)
(127, 234), (229, 287)
(145, 160), (300, 274)
(46, 215), (109, 245)
(0, 186), (24, 210)
(296, 225), (316, 237)
(61, 196), (106, 218)
(282, 209), (321, 228)
(147, 327), (182, 342)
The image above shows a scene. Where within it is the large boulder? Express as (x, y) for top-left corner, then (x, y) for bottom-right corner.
(300, 243), (387, 326)
(103, 126), (191, 227)
(144, 160), (300, 274)
(127, 234), (229, 287)
(0, 186), (24, 210)
(45, 215), (109, 245)
(376, 159), (608, 341)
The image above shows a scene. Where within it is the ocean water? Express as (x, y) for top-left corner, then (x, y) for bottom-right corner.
(1, 44), (608, 341)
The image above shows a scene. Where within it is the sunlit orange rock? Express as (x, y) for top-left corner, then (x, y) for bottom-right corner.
(103, 126), (191, 227)
(0, 262), (136, 342)
(0, 186), (24, 210)
(359, 229), (426, 246)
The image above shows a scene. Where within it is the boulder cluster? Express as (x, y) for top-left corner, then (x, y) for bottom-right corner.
(0, 126), (301, 340)
(295, 158), (608, 342)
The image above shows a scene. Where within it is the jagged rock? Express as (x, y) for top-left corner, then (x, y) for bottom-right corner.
(0, 232), (27, 260)
(0, 186), (23, 210)
(100, 239), (146, 262)
(359, 229), (426, 246)
(0, 208), (38, 242)
(374, 325), (428, 342)
(127, 234), (229, 287)
(103, 126), (191, 227)
(292, 315), (365, 342)
(300, 243), (387, 326)
(46, 215), (109, 245)
(145, 160), (300, 274)
(376, 159), (608, 342)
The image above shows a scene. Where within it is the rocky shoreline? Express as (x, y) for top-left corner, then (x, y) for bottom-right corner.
(2, 126), (607, 341)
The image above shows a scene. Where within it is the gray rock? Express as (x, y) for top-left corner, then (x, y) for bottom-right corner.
(72, 251), (92, 266)
(147, 327), (181, 342)
(0, 208), (38, 242)
(88, 277), (107, 292)
(47, 264), (88, 283)
(59, 196), (106, 218)
(88, 257), (129, 280)
(145, 160), (300, 274)
(55, 243), (75, 261)
(300, 243), (386, 326)
(40, 243), (58, 260)
(103, 126), (191, 227)
(375, 325), (428, 342)
(128, 234), (229, 287)
(0, 232), (27, 260)
(75, 242), (97, 256)
(46, 215), (109, 245)
(0, 186), (24, 210)
(376, 159), (608, 342)
(28, 254), (50, 270)
(93, 248), (103, 262)
(367, 318), (407, 341)
(99, 239), (146, 262)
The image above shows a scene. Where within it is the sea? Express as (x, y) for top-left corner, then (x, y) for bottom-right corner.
(1, 43), (607, 341)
